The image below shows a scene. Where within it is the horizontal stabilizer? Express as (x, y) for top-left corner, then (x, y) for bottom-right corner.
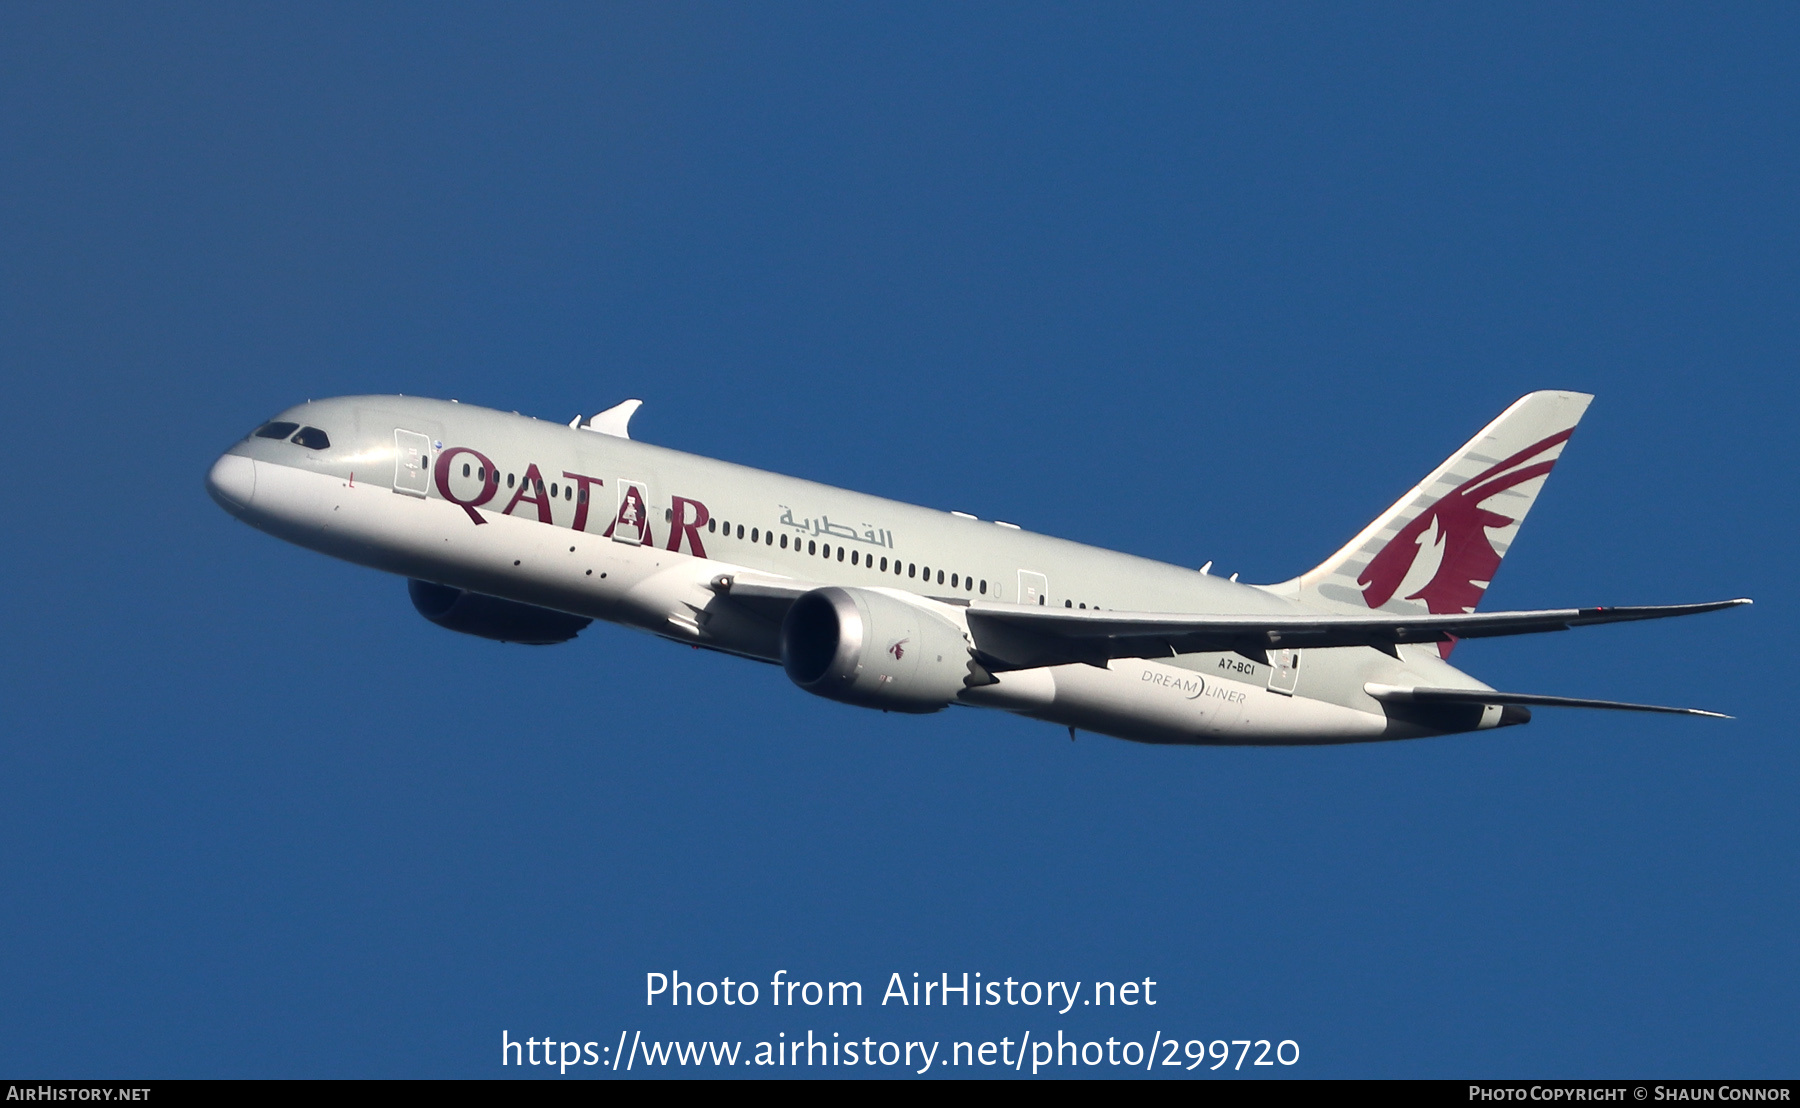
(1364, 683), (1731, 719)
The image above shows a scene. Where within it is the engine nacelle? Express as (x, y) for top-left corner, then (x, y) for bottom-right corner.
(407, 579), (592, 645)
(780, 587), (972, 713)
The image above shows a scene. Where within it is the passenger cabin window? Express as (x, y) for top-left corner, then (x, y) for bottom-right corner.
(779, 533), (786, 548)
(291, 426), (330, 450)
(254, 421), (300, 440)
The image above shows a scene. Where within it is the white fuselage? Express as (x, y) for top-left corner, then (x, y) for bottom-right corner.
(208, 395), (1502, 745)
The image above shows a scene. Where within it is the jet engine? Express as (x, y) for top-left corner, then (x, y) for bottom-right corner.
(780, 586), (973, 712)
(407, 579), (592, 645)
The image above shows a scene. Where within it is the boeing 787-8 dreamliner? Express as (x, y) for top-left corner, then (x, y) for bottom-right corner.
(206, 391), (1746, 744)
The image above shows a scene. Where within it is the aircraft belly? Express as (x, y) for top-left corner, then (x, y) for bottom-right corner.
(957, 666), (1056, 711)
(1017, 658), (1389, 746)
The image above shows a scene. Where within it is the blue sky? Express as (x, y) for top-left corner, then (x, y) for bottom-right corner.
(1, 3), (1794, 1078)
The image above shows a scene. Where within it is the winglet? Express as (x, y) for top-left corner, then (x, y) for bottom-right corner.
(579, 399), (643, 439)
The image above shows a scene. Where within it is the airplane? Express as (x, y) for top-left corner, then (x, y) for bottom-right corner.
(206, 390), (1747, 745)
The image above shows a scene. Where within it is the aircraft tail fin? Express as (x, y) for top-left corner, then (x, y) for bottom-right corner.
(1267, 390), (1593, 652)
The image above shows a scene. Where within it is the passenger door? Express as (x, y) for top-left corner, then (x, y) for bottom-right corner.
(393, 429), (432, 497)
(1018, 570), (1049, 607)
(609, 480), (653, 545)
(1267, 649), (1301, 696)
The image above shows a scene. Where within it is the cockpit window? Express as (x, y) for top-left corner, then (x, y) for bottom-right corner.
(253, 421), (300, 440)
(291, 426), (331, 450)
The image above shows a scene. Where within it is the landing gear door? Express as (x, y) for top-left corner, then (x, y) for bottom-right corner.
(393, 429), (432, 497)
(1018, 571), (1049, 607)
(1267, 649), (1301, 696)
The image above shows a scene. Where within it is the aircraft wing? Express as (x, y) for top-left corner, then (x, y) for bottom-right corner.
(962, 598), (1751, 670)
(1363, 684), (1730, 718)
(714, 575), (1749, 672)
(715, 578), (811, 623)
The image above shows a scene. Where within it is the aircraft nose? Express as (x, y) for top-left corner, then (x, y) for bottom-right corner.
(206, 453), (256, 514)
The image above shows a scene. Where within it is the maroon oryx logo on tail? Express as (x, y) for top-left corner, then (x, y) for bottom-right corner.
(1359, 429), (1573, 654)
